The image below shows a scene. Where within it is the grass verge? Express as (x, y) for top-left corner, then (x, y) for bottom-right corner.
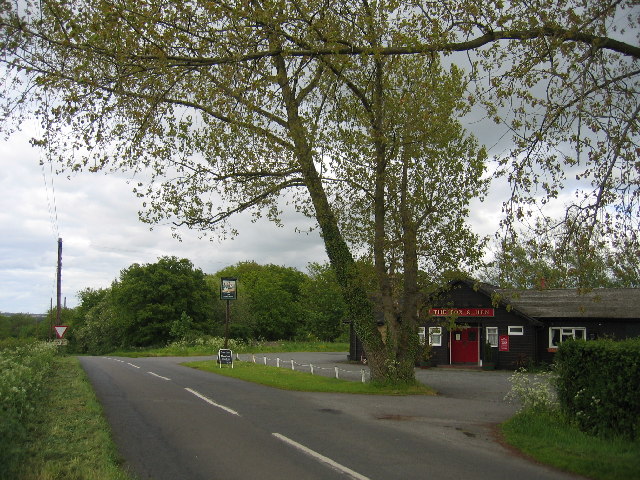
(5, 356), (136, 480)
(501, 409), (640, 480)
(108, 340), (349, 358)
(184, 360), (436, 395)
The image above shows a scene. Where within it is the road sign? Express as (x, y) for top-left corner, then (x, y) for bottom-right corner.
(218, 349), (233, 368)
(53, 339), (69, 346)
(54, 325), (69, 339)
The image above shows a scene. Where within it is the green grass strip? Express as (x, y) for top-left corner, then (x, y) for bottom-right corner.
(184, 360), (436, 395)
(501, 409), (640, 480)
(6, 356), (136, 480)
(109, 341), (349, 358)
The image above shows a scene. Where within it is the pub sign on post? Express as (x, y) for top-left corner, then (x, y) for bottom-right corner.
(220, 277), (238, 300)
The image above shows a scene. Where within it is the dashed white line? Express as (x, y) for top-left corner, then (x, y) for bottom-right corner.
(272, 433), (370, 480)
(147, 371), (171, 381)
(184, 388), (240, 416)
(127, 362), (141, 369)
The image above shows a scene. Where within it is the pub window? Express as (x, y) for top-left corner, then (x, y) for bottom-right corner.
(486, 327), (498, 347)
(549, 327), (586, 348)
(418, 327), (426, 345)
(428, 327), (442, 346)
(508, 326), (524, 335)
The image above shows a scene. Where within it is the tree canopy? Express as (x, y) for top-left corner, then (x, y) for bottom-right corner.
(214, 261), (308, 341)
(1, 0), (638, 382)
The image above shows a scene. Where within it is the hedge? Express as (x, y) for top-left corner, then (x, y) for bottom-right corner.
(0, 341), (58, 468)
(554, 338), (640, 440)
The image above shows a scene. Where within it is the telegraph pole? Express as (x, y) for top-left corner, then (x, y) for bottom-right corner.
(56, 237), (62, 327)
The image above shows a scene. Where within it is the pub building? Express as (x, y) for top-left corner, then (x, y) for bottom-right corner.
(349, 279), (640, 369)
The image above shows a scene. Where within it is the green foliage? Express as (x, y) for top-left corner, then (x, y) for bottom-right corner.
(2, 356), (135, 480)
(108, 337), (348, 357)
(554, 338), (640, 440)
(70, 257), (216, 352)
(483, 222), (640, 289)
(70, 287), (127, 354)
(298, 262), (348, 341)
(212, 262), (308, 341)
(111, 256), (215, 347)
(0, 313), (49, 340)
(0, 341), (57, 472)
(501, 409), (640, 480)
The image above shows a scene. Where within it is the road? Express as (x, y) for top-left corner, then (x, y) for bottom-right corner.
(79, 355), (578, 480)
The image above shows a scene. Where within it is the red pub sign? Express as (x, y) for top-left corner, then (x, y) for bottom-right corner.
(429, 308), (495, 317)
(499, 335), (510, 351)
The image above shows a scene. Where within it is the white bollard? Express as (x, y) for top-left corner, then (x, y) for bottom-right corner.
(277, 358), (280, 368)
(335, 366), (339, 379)
(252, 354), (256, 363)
(310, 364), (314, 375)
(291, 359), (295, 370)
(264, 356), (267, 365)
(361, 369), (366, 383)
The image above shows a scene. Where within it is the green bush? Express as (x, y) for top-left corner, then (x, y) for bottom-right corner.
(0, 341), (58, 467)
(554, 338), (640, 440)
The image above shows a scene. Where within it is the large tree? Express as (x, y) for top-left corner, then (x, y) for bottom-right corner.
(214, 261), (307, 341)
(1, 0), (637, 382)
(110, 256), (214, 347)
(482, 218), (640, 289)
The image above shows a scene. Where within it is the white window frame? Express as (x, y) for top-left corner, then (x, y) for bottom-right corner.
(549, 327), (586, 348)
(486, 327), (498, 347)
(508, 326), (524, 336)
(418, 327), (426, 345)
(428, 327), (442, 346)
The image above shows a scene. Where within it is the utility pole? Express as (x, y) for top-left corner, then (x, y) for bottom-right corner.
(49, 297), (53, 340)
(56, 237), (62, 327)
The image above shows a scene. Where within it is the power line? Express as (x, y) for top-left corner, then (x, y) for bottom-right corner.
(40, 157), (59, 240)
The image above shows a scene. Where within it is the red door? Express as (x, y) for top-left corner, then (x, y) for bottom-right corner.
(451, 327), (479, 363)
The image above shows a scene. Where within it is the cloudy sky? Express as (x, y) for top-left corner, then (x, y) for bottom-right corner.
(1, 119), (512, 314)
(1, 123), (336, 313)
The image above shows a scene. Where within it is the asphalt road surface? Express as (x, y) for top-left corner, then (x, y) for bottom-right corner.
(79, 355), (579, 480)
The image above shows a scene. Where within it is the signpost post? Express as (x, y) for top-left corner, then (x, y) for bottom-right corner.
(220, 277), (237, 349)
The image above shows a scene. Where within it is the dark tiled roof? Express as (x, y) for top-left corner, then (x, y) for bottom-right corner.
(495, 288), (640, 319)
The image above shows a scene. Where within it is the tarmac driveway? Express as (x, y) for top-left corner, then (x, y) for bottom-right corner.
(236, 351), (520, 426)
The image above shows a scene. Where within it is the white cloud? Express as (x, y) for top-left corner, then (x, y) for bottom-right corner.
(0, 128), (330, 313)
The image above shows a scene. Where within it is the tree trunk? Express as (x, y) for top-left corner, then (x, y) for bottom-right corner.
(270, 51), (391, 382)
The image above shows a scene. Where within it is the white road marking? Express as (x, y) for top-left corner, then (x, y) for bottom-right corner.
(127, 362), (141, 369)
(184, 388), (240, 416)
(147, 371), (171, 381)
(272, 433), (371, 480)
